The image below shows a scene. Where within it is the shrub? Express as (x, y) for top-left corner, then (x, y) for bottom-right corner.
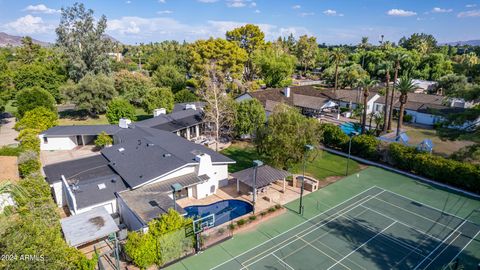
(94, 131), (113, 148)
(403, 114), (413, 122)
(236, 219), (246, 226)
(16, 86), (56, 118)
(18, 150), (41, 177)
(124, 232), (156, 269)
(260, 211), (267, 217)
(249, 215), (257, 221)
(217, 228), (225, 235)
(268, 207), (275, 213)
(350, 134), (380, 160)
(15, 106), (58, 131)
(320, 123), (349, 149)
(174, 89), (198, 103)
(106, 98), (137, 124)
(274, 204), (282, 209)
(228, 223), (236, 230)
(17, 129), (40, 153)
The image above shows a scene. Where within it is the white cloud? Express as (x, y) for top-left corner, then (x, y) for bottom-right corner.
(431, 7), (452, 13)
(107, 16), (311, 42)
(23, 4), (59, 14)
(254, 9), (261, 13)
(126, 1), (131, 4)
(227, 0), (246, 8)
(157, 10), (173, 14)
(197, 0), (219, 2)
(250, 2), (256, 7)
(3, 15), (54, 34)
(323, 9), (344, 16)
(466, 4), (477, 8)
(158, 0), (166, 3)
(457, 9), (480, 17)
(387, 9), (417, 17)
(292, 5), (301, 9)
(300, 12), (315, 17)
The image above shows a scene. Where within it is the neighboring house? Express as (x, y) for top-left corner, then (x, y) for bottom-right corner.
(43, 124), (235, 231)
(373, 92), (466, 126)
(235, 86), (380, 117)
(39, 103), (206, 151)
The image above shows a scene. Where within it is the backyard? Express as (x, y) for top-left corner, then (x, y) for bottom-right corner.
(220, 141), (361, 180)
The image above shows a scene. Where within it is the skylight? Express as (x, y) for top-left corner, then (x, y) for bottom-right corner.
(97, 183), (106, 190)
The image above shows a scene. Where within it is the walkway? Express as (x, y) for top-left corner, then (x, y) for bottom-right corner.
(0, 118), (19, 146)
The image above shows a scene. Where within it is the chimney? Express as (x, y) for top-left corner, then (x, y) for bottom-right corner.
(195, 154), (213, 178)
(118, 118), (131, 128)
(284, 87), (291, 98)
(185, 104), (196, 110)
(153, 108), (167, 117)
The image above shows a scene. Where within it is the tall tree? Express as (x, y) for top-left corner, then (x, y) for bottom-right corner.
(358, 77), (378, 134)
(395, 77), (416, 136)
(56, 2), (111, 82)
(226, 24), (265, 81)
(388, 50), (409, 130)
(330, 48), (347, 92)
(377, 60), (394, 132)
(63, 73), (116, 116)
(358, 36), (370, 68)
(106, 98), (137, 124)
(16, 87), (56, 118)
(253, 46), (296, 87)
(198, 62), (236, 151)
(142, 87), (175, 114)
(16, 37), (42, 64)
(296, 35), (317, 75)
(114, 70), (152, 106)
(152, 65), (186, 92)
(398, 33), (437, 54)
(235, 99), (266, 137)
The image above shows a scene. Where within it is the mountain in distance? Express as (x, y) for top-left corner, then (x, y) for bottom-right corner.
(0, 32), (50, 47)
(441, 39), (480, 46)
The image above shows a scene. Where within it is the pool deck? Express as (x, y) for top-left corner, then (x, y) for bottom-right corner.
(176, 178), (313, 213)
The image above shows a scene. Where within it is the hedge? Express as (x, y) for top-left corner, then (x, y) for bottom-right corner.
(388, 143), (480, 193)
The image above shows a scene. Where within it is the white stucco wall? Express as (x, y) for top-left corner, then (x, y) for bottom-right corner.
(40, 135), (78, 151)
(75, 199), (117, 215)
(51, 181), (65, 207)
(118, 196), (145, 231)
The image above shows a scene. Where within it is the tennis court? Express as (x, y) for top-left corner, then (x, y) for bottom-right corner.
(211, 186), (480, 270)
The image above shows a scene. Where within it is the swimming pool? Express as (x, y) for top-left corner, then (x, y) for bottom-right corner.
(184, 199), (253, 226)
(340, 122), (361, 136)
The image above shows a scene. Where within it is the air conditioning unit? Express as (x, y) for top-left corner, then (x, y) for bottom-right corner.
(185, 104), (196, 110)
(119, 118), (131, 128)
(153, 108), (167, 117)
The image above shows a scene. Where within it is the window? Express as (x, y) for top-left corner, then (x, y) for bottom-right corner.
(43, 137), (48, 144)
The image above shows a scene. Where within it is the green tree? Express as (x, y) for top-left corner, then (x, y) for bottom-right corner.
(235, 99), (266, 137)
(114, 70), (152, 106)
(388, 49), (409, 130)
(144, 41), (189, 73)
(358, 77), (378, 134)
(377, 60), (394, 132)
(124, 232), (156, 269)
(16, 87), (56, 118)
(17, 128), (41, 153)
(296, 35), (317, 74)
(94, 131), (113, 148)
(255, 104), (319, 169)
(152, 65), (186, 92)
(106, 98), (137, 124)
(226, 24), (265, 81)
(330, 48), (347, 91)
(253, 46), (296, 87)
(13, 63), (66, 102)
(56, 2), (111, 81)
(15, 107), (58, 131)
(15, 36), (42, 64)
(437, 74), (468, 96)
(319, 123), (349, 149)
(143, 87), (174, 114)
(399, 33), (437, 54)
(174, 89), (198, 103)
(189, 38), (247, 80)
(395, 77), (416, 136)
(64, 73), (117, 116)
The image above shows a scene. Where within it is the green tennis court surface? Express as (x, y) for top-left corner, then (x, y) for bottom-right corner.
(211, 186), (480, 270)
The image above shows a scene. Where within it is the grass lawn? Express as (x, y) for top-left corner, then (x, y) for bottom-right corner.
(4, 100), (17, 115)
(58, 107), (152, 126)
(220, 141), (361, 180)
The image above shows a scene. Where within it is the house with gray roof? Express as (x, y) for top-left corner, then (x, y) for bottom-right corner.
(43, 125), (235, 230)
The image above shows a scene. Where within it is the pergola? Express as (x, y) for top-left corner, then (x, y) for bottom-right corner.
(231, 165), (291, 194)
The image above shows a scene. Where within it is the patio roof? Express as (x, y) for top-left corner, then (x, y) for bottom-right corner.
(231, 165), (291, 189)
(60, 208), (119, 247)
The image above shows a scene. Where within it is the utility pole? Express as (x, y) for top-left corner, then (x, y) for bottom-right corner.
(252, 160), (263, 214)
(299, 145), (314, 215)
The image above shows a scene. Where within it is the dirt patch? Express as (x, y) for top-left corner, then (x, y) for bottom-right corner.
(0, 156), (19, 182)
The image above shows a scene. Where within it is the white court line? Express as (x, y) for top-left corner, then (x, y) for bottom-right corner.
(295, 235), (353, 270)
(210, 186), (381, 270)
(239, 194), (379, 270)
(443, 229), (480, 270)
(422, 232), (462, 270)
(380, 188), (468, 222)
(371, 197), (458, 232)
(413, 219), (469, 270)
(326, 221), (397, 270)
(272, 254), (294, 270)
(359, 205), (442, 242)
(315, 240), (368, 270)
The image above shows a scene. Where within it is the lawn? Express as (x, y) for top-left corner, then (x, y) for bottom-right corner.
(220, 141), (361, 180)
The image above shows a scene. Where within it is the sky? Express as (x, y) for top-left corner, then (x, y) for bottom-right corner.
(0, 0), (479, 45)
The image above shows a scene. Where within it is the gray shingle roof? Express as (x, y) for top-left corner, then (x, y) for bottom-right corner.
(172, 102), (206, 113)
(136, 108), (204, 131)
(42, 125), (121, 136)
(231, 165), (290, 189)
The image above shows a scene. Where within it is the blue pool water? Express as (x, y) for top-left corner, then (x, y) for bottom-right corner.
(340, 122), (361, 136)
(184, 199), (253, 226)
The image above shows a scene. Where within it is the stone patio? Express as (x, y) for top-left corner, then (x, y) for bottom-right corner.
(40, 145), (99, 165)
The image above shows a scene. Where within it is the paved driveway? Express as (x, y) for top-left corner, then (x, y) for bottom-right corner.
(0, 118), (19, 146)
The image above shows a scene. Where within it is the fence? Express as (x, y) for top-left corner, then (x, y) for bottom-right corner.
(199, 224), (233, 250)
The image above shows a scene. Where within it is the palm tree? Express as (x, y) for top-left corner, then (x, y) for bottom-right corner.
(377, 60), (394, 132)
(358, 77), (378, 134)
(388, 50), (408, 130)
(330, 48), (346, 92)
(359, 37), (370, 68)
(396, 76), (416, 136)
